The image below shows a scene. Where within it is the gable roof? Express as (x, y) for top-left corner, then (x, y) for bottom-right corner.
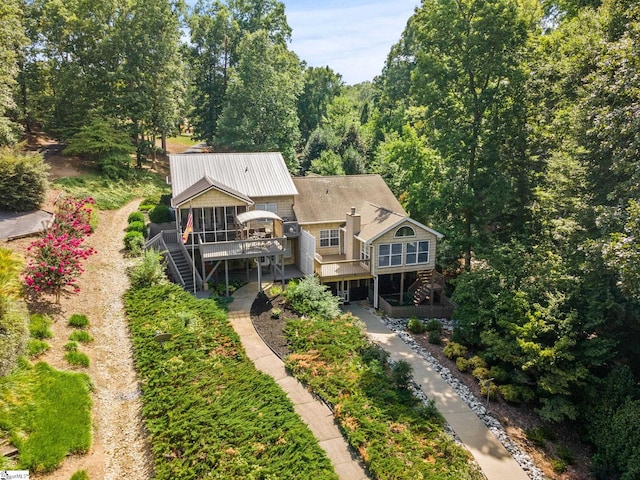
(172, 175), (253, 208)
(363, 216), (445, 242)
(169, 153), (298, 202)
(292, 175), (407, 224)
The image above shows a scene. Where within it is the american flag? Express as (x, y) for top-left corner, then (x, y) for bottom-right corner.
(182, 208), (193, 244)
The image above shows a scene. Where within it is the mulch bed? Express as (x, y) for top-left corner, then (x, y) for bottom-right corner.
(250, 292), (293, 359)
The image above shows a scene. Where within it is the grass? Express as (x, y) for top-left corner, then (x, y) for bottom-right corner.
(125, 283), (338, 480)
(29, 313), (53, 339)
(69, 330), (93, 343)
(285, 314), (484, 480)
(27, 339), (50, 358)
(64, 351), (90, 368)
(70, 470), (90, 480)
(68, 314), (89, 329)
(54, 171), (169, 210)
(0, 361), (92, 472)
(166, 134), (199, 147)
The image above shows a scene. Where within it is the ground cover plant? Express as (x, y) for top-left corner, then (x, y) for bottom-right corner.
(284, 314), (484, 479)
(0, 361), (92, 472)
(124, 283), (337, 480)
(54, 173), (168, 210)
(68, 314), (89, 328)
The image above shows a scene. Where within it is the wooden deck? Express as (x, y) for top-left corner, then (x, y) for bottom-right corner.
(199, 237), (287, 261)
(314, 253), (371, 280)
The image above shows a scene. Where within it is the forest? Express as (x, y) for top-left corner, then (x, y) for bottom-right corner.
(1, 0), (639, 478)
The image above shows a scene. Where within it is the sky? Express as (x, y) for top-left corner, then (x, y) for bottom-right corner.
(283, 1), (420, 85)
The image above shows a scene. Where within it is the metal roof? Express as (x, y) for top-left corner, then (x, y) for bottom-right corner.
(169, 152), (299, 200)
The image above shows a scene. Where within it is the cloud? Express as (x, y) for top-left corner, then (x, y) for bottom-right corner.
(286, 0), (418, 84)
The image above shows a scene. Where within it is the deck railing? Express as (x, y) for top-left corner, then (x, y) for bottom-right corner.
(145, 232), (187, 288)
(199, 236), (287, 260)
(313, 254), (371, 278)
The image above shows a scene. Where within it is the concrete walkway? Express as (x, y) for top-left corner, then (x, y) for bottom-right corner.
(345, 303), (530, 480)
(227, 283), (369, 480)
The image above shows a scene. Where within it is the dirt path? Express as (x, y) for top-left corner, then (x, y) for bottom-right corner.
(30, 201), (153, 480)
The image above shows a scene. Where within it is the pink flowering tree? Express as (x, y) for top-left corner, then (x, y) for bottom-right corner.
(24, 196), (96, 303)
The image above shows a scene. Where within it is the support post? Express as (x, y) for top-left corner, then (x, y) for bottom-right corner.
(225, 260), (229, 297)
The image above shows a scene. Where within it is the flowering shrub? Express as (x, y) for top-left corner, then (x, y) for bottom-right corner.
(24, 196), (96, 302)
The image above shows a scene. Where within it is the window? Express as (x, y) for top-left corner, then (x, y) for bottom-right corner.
(320, 229), (339, 247)
(406, 241), (430, 264)
(395, 226), (415, 237)
(255, 203), (278, 213)
(378, 243), (402, 267)
(360, 241), (369, 261)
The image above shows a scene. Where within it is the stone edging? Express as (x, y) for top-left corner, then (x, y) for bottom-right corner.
(373, 311), (546, 480)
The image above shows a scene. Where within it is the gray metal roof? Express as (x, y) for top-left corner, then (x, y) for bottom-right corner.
(169, 152), (298, 201)
(172, 175), (254, 208)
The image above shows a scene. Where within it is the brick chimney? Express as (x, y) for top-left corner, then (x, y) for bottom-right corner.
(345, 207), (361, 261)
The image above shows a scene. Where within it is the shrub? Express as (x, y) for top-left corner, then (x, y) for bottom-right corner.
(468, 355), (487, 370)
(472, 367), (490, 380)
(525, 427), (555, 447)
(552, 458), (568, 474)
(123, 230), (145, 255)
(127, 211), (145, 224)
(0, 247), (24, 299)
(407, 317), (426, 334)
(70, 470), (90, 480)
(65, 341), (79, 352)
(27, 339), (50, 358)
(443, 342), (467, 360)
(148, 204), (173, 224)
(0, 298), (29, 376)
(29, 313), (53, 339)
(488, 365), (510, 383)
(126, 221), (146, 236)
(68, 314), (89, 328)
(390, 360), (413, 390)
(499, 384), (536, 404)
(479, 380), (499, 400)
(69, 331), (93, 343)
(0, 146), (48, 211)
(456, 357), (470, 372)
(283, 276), (341, 320)
(557, 445), (575, 464)
(65, 351), (90, 368)
(425, 318), (442, 333)
(268, 284), (283, 297)
(271, 308), (282, 319)
(428, 330), (442, 345)
(128, 250), (167, 290)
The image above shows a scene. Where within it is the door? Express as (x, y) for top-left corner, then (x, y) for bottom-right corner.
(338, 280), (350, 304)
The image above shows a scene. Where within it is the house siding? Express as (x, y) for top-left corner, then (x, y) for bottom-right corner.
(371, 221), (438, 276)
(302, 222), (343, 256)
(252, 196), (296, 220)
(189, 188), (250, 208)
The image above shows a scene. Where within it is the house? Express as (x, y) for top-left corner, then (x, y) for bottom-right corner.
(148, 152), (453, 317)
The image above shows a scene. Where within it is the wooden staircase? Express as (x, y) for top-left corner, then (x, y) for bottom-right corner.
(167, 244), (196, 293)
(408, 270), (444, 306)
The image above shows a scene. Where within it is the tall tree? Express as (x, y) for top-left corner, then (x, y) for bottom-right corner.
(215, 29), (302, 171)
(297, 66), (342, 142)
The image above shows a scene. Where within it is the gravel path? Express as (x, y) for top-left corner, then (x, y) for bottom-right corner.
(32, 200), (153, 480)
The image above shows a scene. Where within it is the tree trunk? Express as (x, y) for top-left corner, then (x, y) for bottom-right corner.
(161, 130), (167, 156)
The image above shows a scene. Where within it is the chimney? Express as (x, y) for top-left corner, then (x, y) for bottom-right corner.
(345, 207), (361, 261)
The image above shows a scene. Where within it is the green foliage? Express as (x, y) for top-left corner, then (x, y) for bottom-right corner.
(29, 314), (53, 339)
(271, 308), (281, 319)
(268, 284), (283, 297)
(499, 384), (536, 404)
(123, 231), (145, 255)
(128, 250), (167, 290)
(425, 318), (442, 333)
(456, 357), (470, 373)
(557, 445), (575, 464)
(69, 331), (93, 343)
(127, 211), (145, 224)
(0, 146), (48, 212)
(0, 361), (92, 472)
(148, 204), (173, 224)
(0, 297), (29, 376)
(54, 173), (169, 212)
(126, 220), (146, 236)
(70, 470), (90, 480)
(443, 342), (468, 360)
(428, 330), (442, 345)
(525, 427), (555, 448)
(309, 150), (344, 175)
(65, 341), (79, 352)
(64, 351), (89, 368)
(283, 276), (341, 320)
(407, 317), (426, 333)
(68, 314), (89, 329)
(0, 247), (23, 299)
(27, 339), (50, 358)
(284, 313), (483, 479)
(124, 283), (337, 479)
(552, 458), (568, 473)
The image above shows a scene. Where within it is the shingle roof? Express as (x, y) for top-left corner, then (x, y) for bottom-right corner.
(169, 153), (298, 201)
(292, 175), (407, 224)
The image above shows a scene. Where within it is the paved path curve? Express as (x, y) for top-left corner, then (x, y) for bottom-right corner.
(227, 283), (369, 480)
(345, 303), (531, 480)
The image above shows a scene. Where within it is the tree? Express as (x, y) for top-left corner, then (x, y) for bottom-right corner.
(215, 29), (303, 171)
(0, 0), (28, 145)
(0, 145), (48, 212)
(297, 66), (343, 142)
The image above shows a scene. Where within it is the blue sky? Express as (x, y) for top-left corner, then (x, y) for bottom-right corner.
(284, 1), (419, 85)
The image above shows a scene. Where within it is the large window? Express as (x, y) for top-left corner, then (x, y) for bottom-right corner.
(406, 241), (430, 265)
(320, 229), (339, 248)
(378, 243), (403, 267)
(255, 203), (277, 213)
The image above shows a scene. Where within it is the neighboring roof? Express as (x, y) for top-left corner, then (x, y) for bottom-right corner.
(172, 175), (253, 208)
(236, 210), (282, 224)
(292, 175), (407, 223)
(362, 215), (445, 242)
(169, 152), (298, 201)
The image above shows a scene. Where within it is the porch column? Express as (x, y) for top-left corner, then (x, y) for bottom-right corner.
(257, 261), (262, 293)
(224, 260), (229, 297)
(400, 272), (405, 305)
(373, 275), (379, 308)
